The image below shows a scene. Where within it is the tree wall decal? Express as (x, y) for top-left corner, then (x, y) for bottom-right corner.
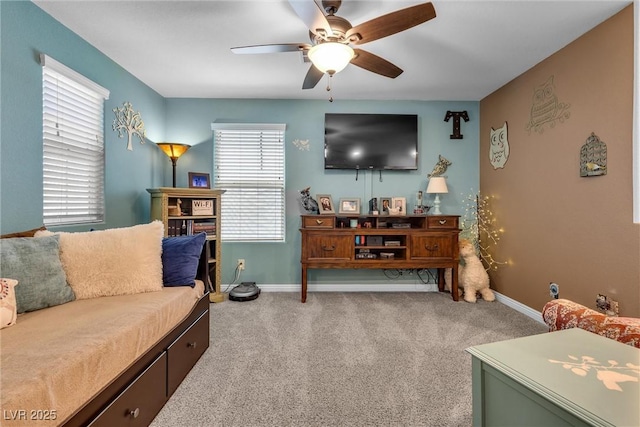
(112, 101), (146, 151)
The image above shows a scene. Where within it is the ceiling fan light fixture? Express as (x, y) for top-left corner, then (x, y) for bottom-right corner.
(308, 42), (354, 74)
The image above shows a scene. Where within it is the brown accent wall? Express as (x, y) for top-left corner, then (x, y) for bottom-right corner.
(480, 5), (639, 317)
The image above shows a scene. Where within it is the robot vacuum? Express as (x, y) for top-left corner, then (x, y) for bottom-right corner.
(229, 282), (260, 302)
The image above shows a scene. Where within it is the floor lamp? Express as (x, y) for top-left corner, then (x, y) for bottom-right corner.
(156, 143), (190, 187)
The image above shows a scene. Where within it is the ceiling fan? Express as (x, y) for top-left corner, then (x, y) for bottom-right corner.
(231, 0), (436, 90)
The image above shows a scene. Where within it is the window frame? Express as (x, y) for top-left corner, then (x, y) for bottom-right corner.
(41, 54), (110, 227)
(211, 123), (286, 242)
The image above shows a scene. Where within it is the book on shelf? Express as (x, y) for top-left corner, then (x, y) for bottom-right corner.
(167, 219), (216, 236)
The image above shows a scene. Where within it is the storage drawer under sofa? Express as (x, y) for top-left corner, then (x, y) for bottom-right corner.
(167, 310), (210, 395)
(88, 352), (168, 427)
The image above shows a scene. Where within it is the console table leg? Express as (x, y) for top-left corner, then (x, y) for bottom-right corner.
(437, 267), (459, 301)
(301, 265), (307, 303)
(451, 265), (459, 302)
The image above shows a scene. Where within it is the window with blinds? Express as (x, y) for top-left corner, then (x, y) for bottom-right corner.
(41, 54), (110, 226)
(212, 123), (286, 242)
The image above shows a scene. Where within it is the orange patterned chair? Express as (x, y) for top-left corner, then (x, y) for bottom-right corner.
(542, 299), (640, 349)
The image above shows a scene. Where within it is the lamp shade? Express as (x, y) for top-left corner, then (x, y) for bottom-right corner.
(157, 143), (190, 187)
(308, 42), (354, 74)
(426, 176), (449, 194)
(156, 142), (190, 160)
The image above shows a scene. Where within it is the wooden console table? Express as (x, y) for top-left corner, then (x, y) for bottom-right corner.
(299, 214), (460, 302)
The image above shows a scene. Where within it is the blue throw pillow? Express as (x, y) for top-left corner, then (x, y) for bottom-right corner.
(0, 235), (75, 313)
(161, 233), (206, 287)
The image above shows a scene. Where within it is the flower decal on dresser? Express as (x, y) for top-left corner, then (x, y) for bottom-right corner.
(549, 355), (640, 392)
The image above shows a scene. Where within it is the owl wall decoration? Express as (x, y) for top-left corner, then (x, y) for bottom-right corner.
(525, 75), (571, 134)
(427, 155), (452, 178)
(489, 122), (510, 169)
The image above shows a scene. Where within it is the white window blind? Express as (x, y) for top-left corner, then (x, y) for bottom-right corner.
(212, 123), (286, 242)
(41, 54), (109, 226)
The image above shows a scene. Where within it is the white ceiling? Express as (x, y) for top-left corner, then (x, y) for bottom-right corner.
(33, 0), (630, 101)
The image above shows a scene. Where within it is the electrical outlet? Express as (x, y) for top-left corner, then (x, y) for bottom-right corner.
(237, 259), (245, 271)
(609, 299), (619, 316)
(549, 282), (559, 299)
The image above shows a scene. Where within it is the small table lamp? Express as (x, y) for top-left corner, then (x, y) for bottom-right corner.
(426, 176), (448, 215)
(157, 143), (190, 187)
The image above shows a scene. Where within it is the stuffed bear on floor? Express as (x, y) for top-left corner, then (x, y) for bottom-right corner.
(445, 239), (496, 303)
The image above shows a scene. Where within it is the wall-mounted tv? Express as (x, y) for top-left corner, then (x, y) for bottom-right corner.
(324, 113), (418, 170)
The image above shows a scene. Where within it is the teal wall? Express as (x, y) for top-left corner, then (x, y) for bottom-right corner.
(0, 1), (167, 233)
(1, 1), (480, 286)
(165, 99), (479, 285)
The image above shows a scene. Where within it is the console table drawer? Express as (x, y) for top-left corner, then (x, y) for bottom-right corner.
(427, 216), (459, 229)
(306, 234), (351, 260)
(410, 234), (454, 259)
(303, 216), (335, 229)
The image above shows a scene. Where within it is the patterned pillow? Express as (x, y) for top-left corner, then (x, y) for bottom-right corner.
(0, 278), (19, 329)
(543, 299), (640, 348)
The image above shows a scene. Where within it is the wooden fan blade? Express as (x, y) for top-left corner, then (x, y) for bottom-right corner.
(351, 49), (403, 78)
(288, 0), (333, 38)
(231, 43), (311, 54)
(302, 64), (324, 89)
(346, 2), (436, 45)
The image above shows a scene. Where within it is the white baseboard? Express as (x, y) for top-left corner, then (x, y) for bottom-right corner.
(493, 291), (545, 324)
(249, 283), (440, 293)
(240, 283), (544, 324)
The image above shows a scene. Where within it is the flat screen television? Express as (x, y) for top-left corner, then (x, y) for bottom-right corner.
(324, 113), (418, 170)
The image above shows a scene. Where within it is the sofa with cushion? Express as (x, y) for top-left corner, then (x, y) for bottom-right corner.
(0, 221), (211, 427)
(542, 298), (640, 348)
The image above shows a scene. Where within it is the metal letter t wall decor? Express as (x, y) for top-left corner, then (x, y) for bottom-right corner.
(444, 110), (469, 139)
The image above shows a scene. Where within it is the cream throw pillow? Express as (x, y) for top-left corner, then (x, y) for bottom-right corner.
(0, 278), (19, 329)
(53, 221), (164, 299)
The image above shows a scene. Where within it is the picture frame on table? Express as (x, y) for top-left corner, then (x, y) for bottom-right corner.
(380, 197), (392, 214)
(338, 198), (361, 214)
(317, 194), (335, 214)
(188, 172), (211, 189)
(392, 197), (406, 215)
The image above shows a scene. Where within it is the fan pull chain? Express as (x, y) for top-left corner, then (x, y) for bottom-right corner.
(326, 73), (333, 102)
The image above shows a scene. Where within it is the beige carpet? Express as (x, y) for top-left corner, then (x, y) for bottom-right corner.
(150, 291), (547, 427)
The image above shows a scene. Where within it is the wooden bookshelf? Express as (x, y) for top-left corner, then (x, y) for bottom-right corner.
(148, 187), (225, 303)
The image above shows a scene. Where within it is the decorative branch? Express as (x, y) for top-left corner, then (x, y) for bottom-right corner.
(112, 101), (146, 151)
(460, 192), (508, 271)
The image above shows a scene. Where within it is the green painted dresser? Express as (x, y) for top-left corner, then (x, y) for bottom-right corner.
(466, 328), (640, 426)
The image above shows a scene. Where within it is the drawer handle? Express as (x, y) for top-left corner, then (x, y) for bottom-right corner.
(129, 408), (140, 419)
(438, 219), (447, 225)
(321, 245), (335, 251)
(315, 219), (324, 225)
(188, 341), (198, 349)
(425, 244), (439, 251)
